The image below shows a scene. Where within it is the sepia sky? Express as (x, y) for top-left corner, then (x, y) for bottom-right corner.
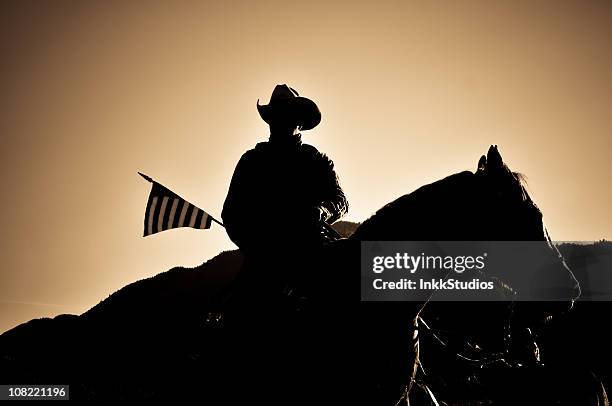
(0, 0), (610, 332)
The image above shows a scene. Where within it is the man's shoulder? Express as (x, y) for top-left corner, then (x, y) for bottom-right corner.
(300, 143), (320, 155)
(253, 141), (269, 151)
(238, 142), (269, 160)
(301, 143), (332, 163)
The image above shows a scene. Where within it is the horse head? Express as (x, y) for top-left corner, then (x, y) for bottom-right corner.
(352, 144), (580, 305)
(350, 145), (580, 384)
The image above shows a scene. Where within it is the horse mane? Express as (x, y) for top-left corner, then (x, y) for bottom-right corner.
(502, 163), (537, 208)
(352, 161), (542, 242)
(513, 171), (533, 204)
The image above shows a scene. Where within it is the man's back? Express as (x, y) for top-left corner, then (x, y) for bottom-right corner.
(222, 134), (348, 253)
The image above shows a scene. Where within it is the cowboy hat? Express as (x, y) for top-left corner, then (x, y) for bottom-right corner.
(257, 84), (321, 131)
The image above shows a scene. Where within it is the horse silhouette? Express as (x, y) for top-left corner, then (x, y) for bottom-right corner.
(344, 145), (581, 404)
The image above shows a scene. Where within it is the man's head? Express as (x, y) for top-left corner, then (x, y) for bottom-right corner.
(257, 84), (321, 135)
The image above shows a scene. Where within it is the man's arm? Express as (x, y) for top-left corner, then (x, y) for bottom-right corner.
(222, 152), (255, 249)
(315, 152), (349, 224)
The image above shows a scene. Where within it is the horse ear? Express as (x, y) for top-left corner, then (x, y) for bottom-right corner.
(477, 155), (487, 172)
(487, 145), (503, 170)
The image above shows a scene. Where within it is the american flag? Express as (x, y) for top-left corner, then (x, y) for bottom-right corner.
(139, 172), (215, 237)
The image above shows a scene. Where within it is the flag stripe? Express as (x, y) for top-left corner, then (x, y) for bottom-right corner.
(147, 196), (158, 236)
(157, 196), (169, 233)
(194, 209), (204, 229)
(200, 212), (209, 229)
(167, 198), (179, 230)
(188, 207), (199, 228)
(161, 196), (173, 230)
(152, 193), (163, 233)
(183, 204), (195, 227)
(177, 201), (190, 227)
(143, 188), (155, 236)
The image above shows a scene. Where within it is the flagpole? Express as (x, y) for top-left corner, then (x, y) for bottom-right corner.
(138, 171), (340, 238)
(138, 172), (154, 183)
(210, 216), (224, 227)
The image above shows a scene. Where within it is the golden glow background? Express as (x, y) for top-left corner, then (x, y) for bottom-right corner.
(0, 0), (610, 332)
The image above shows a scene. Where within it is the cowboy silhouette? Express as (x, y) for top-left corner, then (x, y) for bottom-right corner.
(222, 84), (348, 256)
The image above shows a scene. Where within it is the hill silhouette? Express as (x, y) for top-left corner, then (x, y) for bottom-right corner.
(0, 250), (245, 398)
(557, 240), (612, 301)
